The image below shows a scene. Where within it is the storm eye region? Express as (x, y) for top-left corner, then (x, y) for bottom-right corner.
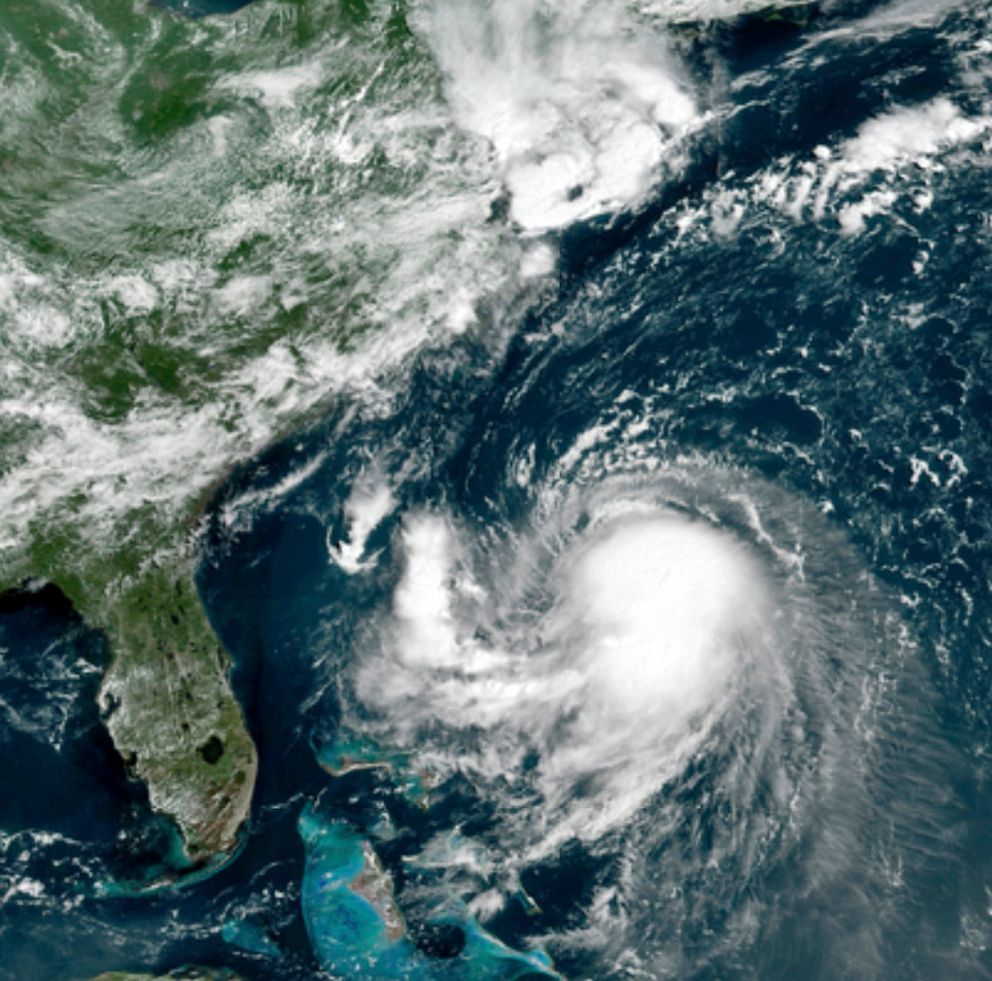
(551, 513), (768, 729)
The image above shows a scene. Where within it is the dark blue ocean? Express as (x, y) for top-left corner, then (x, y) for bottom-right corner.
(1, 0), (991, 977)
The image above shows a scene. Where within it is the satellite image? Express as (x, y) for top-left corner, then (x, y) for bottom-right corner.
(0, 0), (990, 977)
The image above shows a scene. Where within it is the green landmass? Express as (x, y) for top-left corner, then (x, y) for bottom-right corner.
(4, 499), (256, 863)
(100, 555), (256, 862)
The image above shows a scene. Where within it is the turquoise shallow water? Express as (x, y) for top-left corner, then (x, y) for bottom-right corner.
(2, 0), (992, 977)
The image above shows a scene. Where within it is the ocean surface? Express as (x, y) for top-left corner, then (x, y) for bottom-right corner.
(1, 0), (991, 977)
